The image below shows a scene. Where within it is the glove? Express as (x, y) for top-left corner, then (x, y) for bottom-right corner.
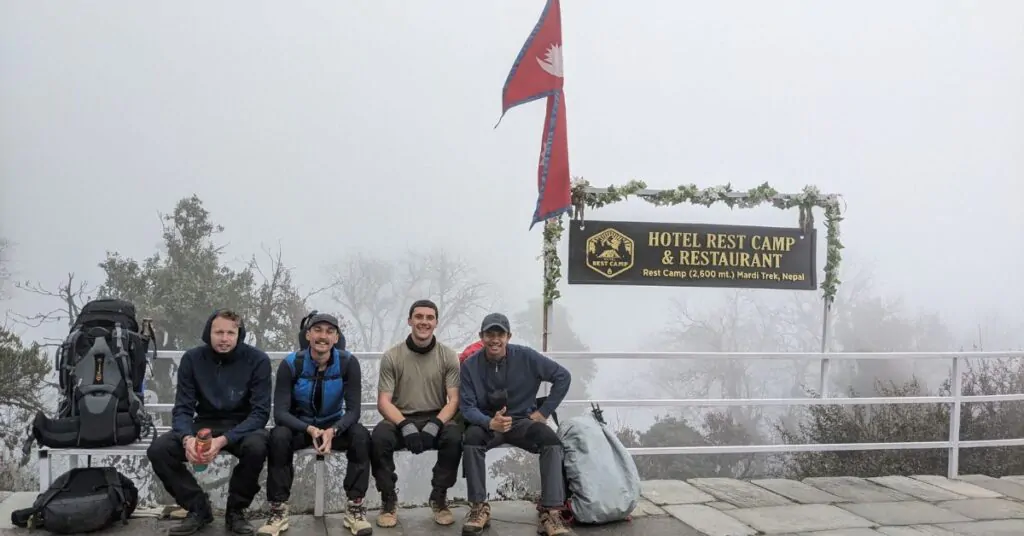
(399, 419), (424, 454)
(419, 417), (443, 448)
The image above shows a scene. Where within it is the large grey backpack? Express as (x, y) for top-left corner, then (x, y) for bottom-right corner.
(31, 298), (155, 448)
(558, 404), (642, 525)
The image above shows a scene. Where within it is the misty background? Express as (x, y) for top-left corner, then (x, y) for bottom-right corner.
(2, 0), (1023, 510)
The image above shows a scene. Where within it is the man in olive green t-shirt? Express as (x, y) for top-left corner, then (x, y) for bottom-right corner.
(371, 299), (463, 529)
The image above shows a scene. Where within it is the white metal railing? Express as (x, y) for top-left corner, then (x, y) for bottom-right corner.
(147, 349), (1024, 479)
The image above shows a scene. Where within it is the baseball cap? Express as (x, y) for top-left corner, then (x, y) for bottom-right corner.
(305, 313), (340, 332)
(480, 312), (511, 333)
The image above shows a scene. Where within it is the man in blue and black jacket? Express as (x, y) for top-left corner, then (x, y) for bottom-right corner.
(258, 313), (372, 536)
(459, 312), (574, 536)
(147, 309), (272, 536)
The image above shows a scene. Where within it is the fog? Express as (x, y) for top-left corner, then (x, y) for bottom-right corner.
(2, 0), (1023, 506)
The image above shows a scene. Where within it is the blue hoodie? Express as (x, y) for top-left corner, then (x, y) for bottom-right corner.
(459, 343), (571, 428)
(171, 311), (272, 444)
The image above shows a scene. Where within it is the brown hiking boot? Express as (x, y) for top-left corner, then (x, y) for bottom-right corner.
(539, 510), (573, 536)
(256, 502), (289, 536)
(460, 502), (491, 535)
(428, 488), (454, 526)
(375, 493), (398, 528)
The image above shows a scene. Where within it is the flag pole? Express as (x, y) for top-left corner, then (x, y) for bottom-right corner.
(541, 219), (553, 353)
(541, 219), (554, 403)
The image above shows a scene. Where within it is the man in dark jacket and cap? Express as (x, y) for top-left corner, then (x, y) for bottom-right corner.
(459, 312), (573, 536)
(147, 309), (272, 536)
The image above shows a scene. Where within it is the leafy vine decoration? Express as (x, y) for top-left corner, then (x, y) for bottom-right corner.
(540, 178), (844, 309)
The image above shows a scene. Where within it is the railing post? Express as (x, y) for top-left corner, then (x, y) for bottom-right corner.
(817, 300), (832, 398)
(314, 454), (325, 517)
(38, 449), (50, 492)
(818, 359), (831, 398)
(947, 355), (963, 479)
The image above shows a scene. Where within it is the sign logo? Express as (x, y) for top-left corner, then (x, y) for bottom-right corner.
(585, 228), (634, 278)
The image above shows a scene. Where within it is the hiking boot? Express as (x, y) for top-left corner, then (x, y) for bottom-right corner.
(375, 492), (398, 528)
(428, 488), (454, 526)
(539, 509), (574, 536)
(167, 509), (213, 536)
(226, 509), (255, 535)
(460, 502), (491, 535)
(256, 502), (289, 536)
(342, 499), (373, 535)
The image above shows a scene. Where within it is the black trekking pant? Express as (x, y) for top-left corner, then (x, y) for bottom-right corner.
(266, 423), (371, 503)
(370, 413), (463, 497)
(464, 419), (565, 508)
(147, 421), (268, 513)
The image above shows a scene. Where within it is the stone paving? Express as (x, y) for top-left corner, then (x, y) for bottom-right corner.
(7, 474), (1024, 535)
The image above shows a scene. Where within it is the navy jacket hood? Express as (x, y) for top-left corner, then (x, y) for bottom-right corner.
(201, 310), (248, 348)
(170, 311), (271, 444)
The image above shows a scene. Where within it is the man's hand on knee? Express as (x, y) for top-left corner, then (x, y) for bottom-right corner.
(399, 419), (424, 454)
(419, 417), (443, 446)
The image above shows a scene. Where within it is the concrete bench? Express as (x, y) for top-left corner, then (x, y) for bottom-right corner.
(39, 398), (553, 517)
(38, 427), (334, 517)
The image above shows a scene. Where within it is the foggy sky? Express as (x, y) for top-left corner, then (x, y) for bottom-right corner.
(2, 1), (1022, 352)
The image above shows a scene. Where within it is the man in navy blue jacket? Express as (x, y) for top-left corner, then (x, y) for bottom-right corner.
(258, 313), (372, 536)
(459, 313), (574, 536)
(147, 309), (272, 536)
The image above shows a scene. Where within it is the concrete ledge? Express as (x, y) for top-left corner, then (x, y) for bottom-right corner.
(0, 492), (37, 530)
(10, 473), (1024, 535)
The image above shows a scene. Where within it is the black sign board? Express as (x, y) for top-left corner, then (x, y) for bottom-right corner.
(567, 219), (817, 290)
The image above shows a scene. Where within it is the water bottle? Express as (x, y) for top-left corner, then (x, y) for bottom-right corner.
(193, 428), (212, 473)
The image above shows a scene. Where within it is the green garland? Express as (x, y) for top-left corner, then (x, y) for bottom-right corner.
(541, 178), (844, 309)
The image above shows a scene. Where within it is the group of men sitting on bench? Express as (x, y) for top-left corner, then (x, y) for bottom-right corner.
(145, 299), (575, 536)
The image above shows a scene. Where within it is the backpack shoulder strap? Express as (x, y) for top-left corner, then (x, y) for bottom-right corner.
(336, 350), (349, 381)
(113, 326), (143, 413)
(101, 468), (130, 525)
(10, 488), (60, 529)
(290, 351), (306, 388)
(113, 326), (156, 438)
(12, 470), (76, 528)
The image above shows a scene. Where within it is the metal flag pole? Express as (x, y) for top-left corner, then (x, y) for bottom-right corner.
(541, 220), (555, 399)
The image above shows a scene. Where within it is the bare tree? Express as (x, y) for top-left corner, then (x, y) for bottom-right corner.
(10, 273), (94, 345)
(655, 290), (786, 403)
(642, 289), (804, 478)
(247, 243), (341, 352)
(325, 248), (493, 503)
(327, 248), (492, 351)
(0, 238), (11, 301)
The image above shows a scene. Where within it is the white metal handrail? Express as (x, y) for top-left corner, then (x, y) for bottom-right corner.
(155, 350), (1024, 360)
(143, 349), (1024, 478)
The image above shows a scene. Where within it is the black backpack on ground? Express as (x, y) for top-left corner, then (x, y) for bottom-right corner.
(31, 298), (157, 448)
(10, 467), (138, 534)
